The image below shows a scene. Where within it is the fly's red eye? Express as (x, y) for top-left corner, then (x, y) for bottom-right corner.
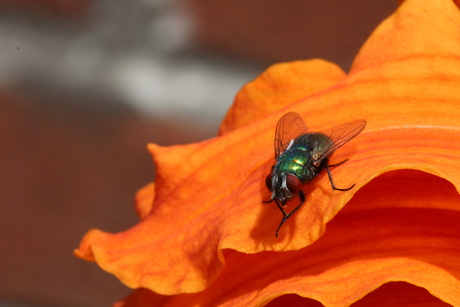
(286, 174), (302, 194)
(265, 174), (272, 190)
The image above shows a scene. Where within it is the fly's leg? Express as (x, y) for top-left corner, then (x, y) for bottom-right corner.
(275, 190), (306, 237)
(328, 159), (348, 167)
(324, 159), (355, 191)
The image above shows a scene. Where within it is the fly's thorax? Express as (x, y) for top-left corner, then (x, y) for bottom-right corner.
(307, 133), (332, 162)
(274, 134), (321, 183)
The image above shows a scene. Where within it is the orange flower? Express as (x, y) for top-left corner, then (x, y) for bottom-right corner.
(75, 0), (460, 305)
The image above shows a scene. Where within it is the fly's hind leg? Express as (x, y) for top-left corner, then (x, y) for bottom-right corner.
(324, 159), (355, 191)
(328, 159), (348, 167)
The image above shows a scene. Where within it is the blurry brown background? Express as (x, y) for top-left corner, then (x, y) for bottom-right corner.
(0, 1), (397, 306)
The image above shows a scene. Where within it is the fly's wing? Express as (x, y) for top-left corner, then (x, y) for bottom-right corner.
(274, 112), (309, 159)
(313, 119), (367, 161)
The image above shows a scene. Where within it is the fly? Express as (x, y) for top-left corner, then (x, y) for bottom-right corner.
(264, 111), (366, 237)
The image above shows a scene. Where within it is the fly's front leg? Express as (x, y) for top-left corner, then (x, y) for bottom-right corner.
(275, 190), (306, 237)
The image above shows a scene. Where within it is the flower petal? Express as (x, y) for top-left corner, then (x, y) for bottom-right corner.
(219, 59), (346, 134)
(76, 0), (460, 296)
(134, 183), (154, 221)
(114, 171), (460, 306)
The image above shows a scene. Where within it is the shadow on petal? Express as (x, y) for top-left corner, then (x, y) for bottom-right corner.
(350, 282), (452, 307)
(266, 282), (452, 306)
(264, 295), (323, 307)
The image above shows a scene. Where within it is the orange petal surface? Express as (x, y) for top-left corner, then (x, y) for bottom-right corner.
(219, 59), (346, 134)
(115, 171), (460, 306)
(75, 0), (460, 299)
(134, 183), (154, 220)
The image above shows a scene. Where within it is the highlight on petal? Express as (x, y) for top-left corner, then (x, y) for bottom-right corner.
(75, 0), (460, 298)
(114, 171), (460, 306)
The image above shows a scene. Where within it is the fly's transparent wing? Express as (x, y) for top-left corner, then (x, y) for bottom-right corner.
(274, 112), (309, 159)
(313, 119), (367, 161)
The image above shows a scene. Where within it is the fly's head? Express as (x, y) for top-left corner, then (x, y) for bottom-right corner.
(265, 170), (302, 204)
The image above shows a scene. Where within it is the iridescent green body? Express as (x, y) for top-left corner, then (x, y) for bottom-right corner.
(274, 132), (331, 184)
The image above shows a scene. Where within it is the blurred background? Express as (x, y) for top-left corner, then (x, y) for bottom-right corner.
(0, 1), (398, 306)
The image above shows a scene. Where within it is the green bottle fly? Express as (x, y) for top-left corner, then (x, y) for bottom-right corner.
(264, 112), (366, 237)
